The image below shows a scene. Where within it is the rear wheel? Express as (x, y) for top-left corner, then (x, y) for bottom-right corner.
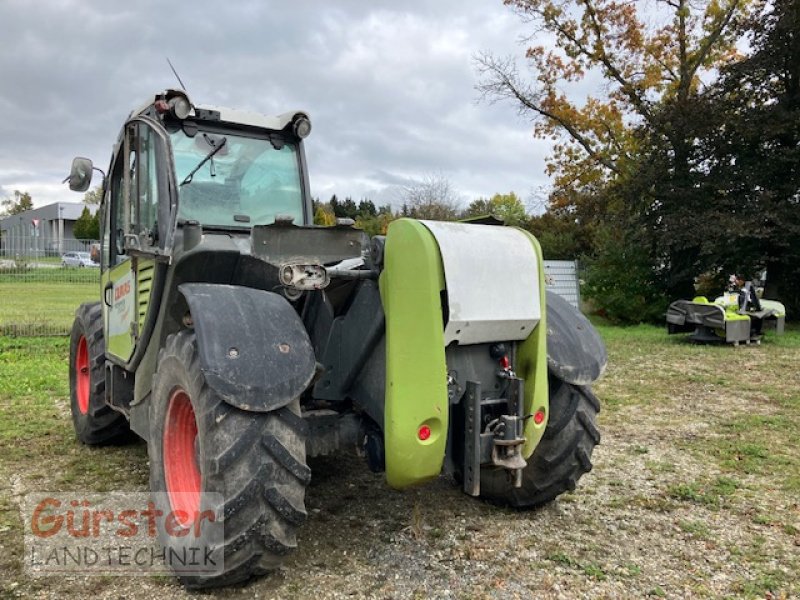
(478, 375), (601, 508)
(149, 330), (309, 589)
(69, 302), (130, 444)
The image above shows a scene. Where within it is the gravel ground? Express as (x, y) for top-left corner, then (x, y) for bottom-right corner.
(2, 329), (799, 599)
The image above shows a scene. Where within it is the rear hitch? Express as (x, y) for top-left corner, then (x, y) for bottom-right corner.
(463, 376), (527, 496)
(488, 415), (526, 478)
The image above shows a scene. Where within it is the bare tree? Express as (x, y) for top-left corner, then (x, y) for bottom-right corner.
(400, 173), (461, 221)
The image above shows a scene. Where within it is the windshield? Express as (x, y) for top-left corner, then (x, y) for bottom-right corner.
(170, 128), (304, 228)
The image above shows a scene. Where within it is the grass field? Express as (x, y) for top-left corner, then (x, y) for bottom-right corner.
(0, 277), (98, 335)
(0, 323), (798, 598)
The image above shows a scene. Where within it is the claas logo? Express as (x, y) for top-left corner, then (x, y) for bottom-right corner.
(114, 281), (131, 302)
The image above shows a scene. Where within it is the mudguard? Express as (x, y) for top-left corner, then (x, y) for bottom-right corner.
(379, 220), (449, 489)
(178, 283), (316, 412)
(546, 290), (607, 386)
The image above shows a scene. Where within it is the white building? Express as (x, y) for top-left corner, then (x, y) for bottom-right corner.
(0, 202), (97, 256)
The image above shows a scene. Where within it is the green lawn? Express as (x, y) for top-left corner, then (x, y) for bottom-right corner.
(0, 280), (99, 335)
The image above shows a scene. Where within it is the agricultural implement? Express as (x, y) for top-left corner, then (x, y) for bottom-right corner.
(66, 89), (606, 588)
(666, 282), (786, 345)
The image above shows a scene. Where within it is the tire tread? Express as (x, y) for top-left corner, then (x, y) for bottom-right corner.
(150, 331), (308, 589)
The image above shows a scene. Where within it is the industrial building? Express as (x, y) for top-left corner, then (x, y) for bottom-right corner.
(0, 202), (97, 256)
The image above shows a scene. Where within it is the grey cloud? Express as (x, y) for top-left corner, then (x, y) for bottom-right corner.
(0, 0), (550, 207)
(367, 170), (418, 187)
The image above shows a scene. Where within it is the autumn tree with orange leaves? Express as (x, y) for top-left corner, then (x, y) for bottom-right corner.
(480, 0), (754, 308)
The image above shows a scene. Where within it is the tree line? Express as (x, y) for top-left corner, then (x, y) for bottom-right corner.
(471, 0), (800, 321)
(312, 185), (536, 234)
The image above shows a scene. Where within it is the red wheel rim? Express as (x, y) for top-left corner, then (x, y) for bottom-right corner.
(163, 388), (201, 526)
(75, 336), (90, 415)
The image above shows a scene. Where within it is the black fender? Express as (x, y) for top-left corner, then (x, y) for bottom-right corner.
(545, 290), (607, 386)
(178, 283), (316, 412)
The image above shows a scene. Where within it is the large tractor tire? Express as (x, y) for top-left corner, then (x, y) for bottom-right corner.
(478, 374), (601, 508)
(149, 330), (309, 589)
(69, 302), (130, 444)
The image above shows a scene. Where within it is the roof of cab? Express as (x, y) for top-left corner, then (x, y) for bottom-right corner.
(130, 90), (308, 131)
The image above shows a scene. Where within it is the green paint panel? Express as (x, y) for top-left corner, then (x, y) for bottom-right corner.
(379, 219), (448, 489)
(137, 259), (155, 332)
(514, 229), (549, 458)
(723, 310), (750, 322)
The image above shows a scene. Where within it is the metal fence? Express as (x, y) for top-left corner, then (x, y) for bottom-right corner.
(0, 237), (100, 280)
(543, 260), (581, 309)
(1, 237), (100, 336)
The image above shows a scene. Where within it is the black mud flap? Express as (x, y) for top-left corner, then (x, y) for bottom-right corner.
(179, 283), (316, 412)
(546, 291), (607, 386)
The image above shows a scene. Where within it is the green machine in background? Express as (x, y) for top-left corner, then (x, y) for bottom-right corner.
(667, 281), (786, 345)
(65, 89), (607, 589)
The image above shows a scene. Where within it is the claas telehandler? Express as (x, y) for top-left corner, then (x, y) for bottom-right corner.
(66, 89), (606, 588)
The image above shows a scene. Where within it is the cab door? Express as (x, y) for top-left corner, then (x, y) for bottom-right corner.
(102, 119), (169, 363)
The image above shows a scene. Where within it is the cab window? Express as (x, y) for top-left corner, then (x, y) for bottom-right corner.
(171, 128), (304, 228)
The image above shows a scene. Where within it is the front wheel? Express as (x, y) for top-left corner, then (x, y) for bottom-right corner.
(149, 330), (310, 589)
(477, 375), (601, 508)
(69, 302), (130, 444)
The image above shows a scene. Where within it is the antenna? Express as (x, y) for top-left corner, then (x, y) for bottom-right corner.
(166, 57), (188, 91)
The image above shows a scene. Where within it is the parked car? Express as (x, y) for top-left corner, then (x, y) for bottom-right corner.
(61, 251), (98, 268)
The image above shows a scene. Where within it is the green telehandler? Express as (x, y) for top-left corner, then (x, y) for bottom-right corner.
(66, 89), (606, 588)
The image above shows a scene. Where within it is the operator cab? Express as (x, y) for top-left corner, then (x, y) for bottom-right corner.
(67, 88), (314, 246)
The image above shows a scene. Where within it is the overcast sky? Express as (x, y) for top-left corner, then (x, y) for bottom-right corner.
(0, 0), (557, 212)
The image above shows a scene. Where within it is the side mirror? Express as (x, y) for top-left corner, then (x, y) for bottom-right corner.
(68, 157), (94, 192)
